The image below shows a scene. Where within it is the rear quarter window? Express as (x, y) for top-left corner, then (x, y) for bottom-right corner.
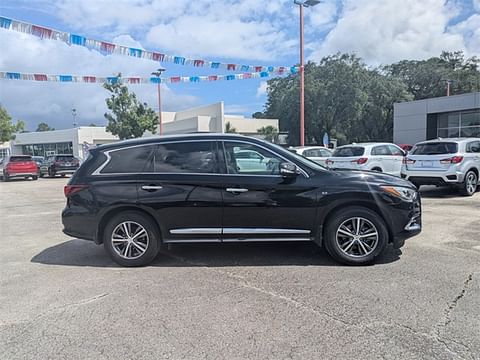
(100, 145), (154, 174)
(332, 147), (365, 157)
(10, 156), (33, 162)
(412, 143), (458, 155)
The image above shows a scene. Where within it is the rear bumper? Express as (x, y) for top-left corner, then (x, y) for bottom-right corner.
(401, 169), (465, 185)
(62, 206), (97, 242)
(4, 171), (38, 178)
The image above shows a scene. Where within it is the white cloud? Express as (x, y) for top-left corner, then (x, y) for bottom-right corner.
(0, 29), (200, 130)
(308, 0), (473, 65)
(256, 81), (268, 98)
(473, 0), (480, 12)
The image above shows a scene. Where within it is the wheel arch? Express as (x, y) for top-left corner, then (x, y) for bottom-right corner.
(95, 205), (162, 245)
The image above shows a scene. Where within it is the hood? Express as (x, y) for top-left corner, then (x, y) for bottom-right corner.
(330, 169), (415, 189)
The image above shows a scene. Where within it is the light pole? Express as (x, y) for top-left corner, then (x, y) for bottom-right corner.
(72, 108), (77, 128)
(151, 67), (166, 136)
(294, 0), (320, 146)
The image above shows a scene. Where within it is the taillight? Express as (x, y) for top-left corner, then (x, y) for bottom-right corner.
(352, 157), (368, 165)
(403, 158), (416, 165)
(440, 156), (463, 164)
(64, 184), (89, 197)
(326, 159), (334, 165)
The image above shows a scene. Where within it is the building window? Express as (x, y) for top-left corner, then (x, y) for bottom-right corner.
(22, 142), (73, 157)
(437, 110), (480, 138)
(0, 148), (10, 158)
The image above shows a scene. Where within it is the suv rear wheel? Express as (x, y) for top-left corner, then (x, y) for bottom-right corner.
(103, 211), (160, 267)
(324, 206), (388, 265)
(460, 170), (478, 196)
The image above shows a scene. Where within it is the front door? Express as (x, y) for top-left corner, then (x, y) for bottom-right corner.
(137, 140), (223, 243)
(220, 140), (318, 242)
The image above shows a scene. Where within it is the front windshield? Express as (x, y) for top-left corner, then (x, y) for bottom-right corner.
(268, 142), (329, 171)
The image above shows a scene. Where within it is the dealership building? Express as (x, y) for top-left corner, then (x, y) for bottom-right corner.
(393, 92), (480, 145)
(2, 102), (279, 159)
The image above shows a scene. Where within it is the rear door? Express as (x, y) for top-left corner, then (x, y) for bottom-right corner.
(466, 140), (480, 169)
(136, 140), (223, 243)
(387, 145), (405, 176)
(220, 140), (317, 242)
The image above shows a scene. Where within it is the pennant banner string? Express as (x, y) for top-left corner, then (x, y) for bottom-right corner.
(0, 70), (284, 84)
(0, 16), (299, 75)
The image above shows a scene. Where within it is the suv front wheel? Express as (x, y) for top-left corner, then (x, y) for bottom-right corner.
(103, 211), (160, 267)
(324, 206), (388, 265)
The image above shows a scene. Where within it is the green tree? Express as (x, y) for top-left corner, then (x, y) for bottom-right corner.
(0, 106), (24, 141)
(103, 76), (158, 139)
(88, 123), (97, 127)
(385, 51), (480, 100)
(252, 111), (265, 119)
(225, 121), (237, 133)
(257, 125), (279, 143)
(36, 122), (55, 132)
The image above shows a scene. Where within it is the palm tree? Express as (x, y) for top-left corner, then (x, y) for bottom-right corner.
(257, 125), (278, 143)
(225, 121), (237, 133)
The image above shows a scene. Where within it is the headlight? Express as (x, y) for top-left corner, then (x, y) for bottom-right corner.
(381, 186), (417, 201)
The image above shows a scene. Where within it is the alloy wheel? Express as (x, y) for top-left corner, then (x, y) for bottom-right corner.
(111, 221), (149, 260)
(466, 172), (477, 195)
(335, 217), (379, 258)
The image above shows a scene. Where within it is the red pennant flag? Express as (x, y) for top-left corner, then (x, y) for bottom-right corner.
(152, 52), (164, 61)
(243, 73), (252, 79)
(194, 60), (205, 67)
(100, 42), (115, 53)
(32, 25), (52, 39)
(208, 75), (218, 81)
(83, 76), (96, 83)
(170, 76), (181, 83)
(128, 77), (140, 84)
(255, 66), (263, 72)
(227, 64), (236, 71)
(34, 74), (47, 81)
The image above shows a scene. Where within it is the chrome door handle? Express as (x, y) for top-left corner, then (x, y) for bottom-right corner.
(141, 185), (163, 191)
(226, 188), (248, 193)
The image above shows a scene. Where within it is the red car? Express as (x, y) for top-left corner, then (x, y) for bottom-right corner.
(398, 144), (413, 152)
(0, 155), (39, 181)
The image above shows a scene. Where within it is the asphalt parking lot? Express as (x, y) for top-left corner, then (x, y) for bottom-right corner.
(0, 178), (479, 360)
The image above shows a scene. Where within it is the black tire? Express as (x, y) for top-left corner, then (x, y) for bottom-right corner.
(32, 175), (38, 180)
(459, 170), (478, 196)
(61, 174), (66, 177)
(48, 168), (55, 178)
(3, 173), (9, 182)
(324, 206), (388, 265)
(103, 211), (160, 267)
(371, 167), (383, 172)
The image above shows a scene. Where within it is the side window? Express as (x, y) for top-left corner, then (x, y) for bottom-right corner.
(466, 141), (480, 153)
(388, 145), (404, 156)
(320, 149), (332, 157)
(154, 141), (217, 174)
(304, 149), (320, 157)
(101, 145), (154, 174)
(372, 146), (391, 156)
(224, 141), (284, 175)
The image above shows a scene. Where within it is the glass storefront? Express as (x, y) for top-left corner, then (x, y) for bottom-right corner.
(22, 142), (73, 157)
(437, 110), (480, 138)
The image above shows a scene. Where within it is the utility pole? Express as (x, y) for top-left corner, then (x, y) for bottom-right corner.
(151, 68), (166, 135)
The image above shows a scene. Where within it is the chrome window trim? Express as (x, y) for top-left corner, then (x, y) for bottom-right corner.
(91, 138), (310, 178)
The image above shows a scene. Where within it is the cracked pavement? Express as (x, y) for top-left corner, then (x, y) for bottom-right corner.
(0, 178), (479, 359)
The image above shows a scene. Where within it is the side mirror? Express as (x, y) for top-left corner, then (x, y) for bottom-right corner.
(280, 162), (298, 177)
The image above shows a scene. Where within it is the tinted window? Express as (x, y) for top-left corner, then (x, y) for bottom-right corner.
(56, 155), (75, 161)
(388, 145), (404, 156)
(412, 142), (458, 155)
(320, 149), (332, 157)
(101, 145), (154, 173)
(371, 146), (391, 156)
(224, 142), (283, 175)
(332, 146), (365, 157)
(10, 156), (32, 162)
(304, 149), (322, 157)
(154, 141), (217, 174)
(466, 141), (480, 153)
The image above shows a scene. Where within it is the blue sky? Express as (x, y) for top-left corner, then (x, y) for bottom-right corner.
(0, 0), (478, 130)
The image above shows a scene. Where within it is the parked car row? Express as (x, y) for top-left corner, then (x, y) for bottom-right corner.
(0, 154), (80, 181)
(294, 138), (480, 197)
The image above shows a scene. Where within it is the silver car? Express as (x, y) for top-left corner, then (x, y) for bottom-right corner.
(401, 138), (480, 196)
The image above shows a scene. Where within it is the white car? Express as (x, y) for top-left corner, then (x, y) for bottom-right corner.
(326, 143), (406, 176)
(401, 138), (480, 196)
(289, 146), (333, 167)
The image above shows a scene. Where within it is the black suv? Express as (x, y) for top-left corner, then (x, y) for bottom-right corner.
(62, 134), (421, 266)
(42, 154), (80, 177)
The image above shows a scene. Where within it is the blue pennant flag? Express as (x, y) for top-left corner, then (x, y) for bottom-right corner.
(59, 75), (73, 82)
(174, 56), (185, 65)
(260, 72), (269, 78)
(241, 65), (249, 72)
(6, 72), (20, 80)
(189, 76), (200, 83)
(150, 77), (161, 84)
(129, 48), (142, 57)
(106, 77), (118, 84)
(0, 17), (12, 29)
(290, 67), (298, 74)
(226, 75), (235, 81)
(70, 34), (86, 46)
(267, 66), (274, 72)
(211, 62), (220, 69)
